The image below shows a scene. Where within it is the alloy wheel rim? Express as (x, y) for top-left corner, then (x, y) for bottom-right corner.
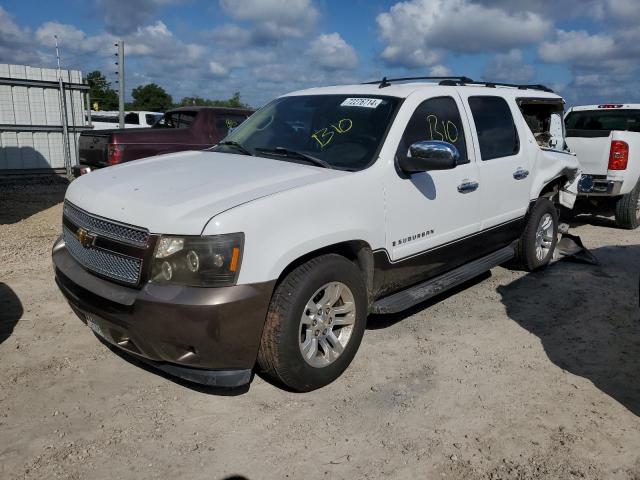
(299, 281), (356, 368)
(535, 213), (554, 261)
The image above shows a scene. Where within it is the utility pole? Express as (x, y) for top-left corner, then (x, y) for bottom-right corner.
(115, 40), (125, 129)
(55, 35), (72, 179)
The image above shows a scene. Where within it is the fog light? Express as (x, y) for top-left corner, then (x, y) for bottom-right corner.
(213, 253), (224, 268)
(161, 261), (173, 281)
(186, 250), (200, 272)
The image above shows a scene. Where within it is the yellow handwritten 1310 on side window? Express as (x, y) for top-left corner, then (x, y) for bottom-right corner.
(426, 115), (459, 143)
(311, 118), (353, 148)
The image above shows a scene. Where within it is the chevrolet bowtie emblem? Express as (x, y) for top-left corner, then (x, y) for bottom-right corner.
(76, 227), (95, 248)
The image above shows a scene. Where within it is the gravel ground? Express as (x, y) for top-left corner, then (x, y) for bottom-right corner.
(1, 177), (639, 480)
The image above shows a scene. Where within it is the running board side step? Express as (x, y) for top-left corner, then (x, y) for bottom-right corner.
(371, 246), (514, 314)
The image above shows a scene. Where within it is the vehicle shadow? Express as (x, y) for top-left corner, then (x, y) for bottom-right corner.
(97, 337), (251, 396)
(568, 213), (618, 229)
(0, 148), (69, 225)
(498, 245), (640, 416)
(0, 283), (23, 344)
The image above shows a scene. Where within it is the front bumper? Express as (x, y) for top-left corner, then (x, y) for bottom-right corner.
(52, 236), (275, 387)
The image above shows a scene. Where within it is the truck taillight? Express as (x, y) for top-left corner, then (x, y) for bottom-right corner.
(107, 143), (124, 165)
(608, 140), (629, 170)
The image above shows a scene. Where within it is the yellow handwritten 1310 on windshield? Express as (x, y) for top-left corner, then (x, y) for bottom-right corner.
(311, 118), (353, 148)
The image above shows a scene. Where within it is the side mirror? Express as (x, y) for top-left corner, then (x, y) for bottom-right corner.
(398, 140), (460, 173)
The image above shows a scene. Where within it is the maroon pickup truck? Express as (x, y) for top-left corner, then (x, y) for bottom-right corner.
(75, 106), (253, 176)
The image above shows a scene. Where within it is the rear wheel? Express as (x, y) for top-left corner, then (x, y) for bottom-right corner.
(514, 198), (559, 271)
(614, 180), (640, 229)
(257, 254), (367, 392)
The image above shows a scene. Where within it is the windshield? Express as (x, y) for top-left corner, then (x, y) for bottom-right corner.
(566, 109), (640, 136)
(214, 95), (400, 170)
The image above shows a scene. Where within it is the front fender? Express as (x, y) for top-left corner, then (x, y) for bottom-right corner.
(202, 171), (386, 285)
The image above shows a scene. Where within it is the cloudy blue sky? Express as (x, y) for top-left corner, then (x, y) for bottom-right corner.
(1, 0), (639, 107)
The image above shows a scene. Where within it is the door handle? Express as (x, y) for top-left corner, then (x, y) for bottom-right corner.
(457, 181), (479, 194)
(513, 168), (529, 180)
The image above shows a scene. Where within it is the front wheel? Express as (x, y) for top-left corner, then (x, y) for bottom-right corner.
(257, 254), (367, 392)
(513, 198), (559, 271)
(614, 180), (640, 229)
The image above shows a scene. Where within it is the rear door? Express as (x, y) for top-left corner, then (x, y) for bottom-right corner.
(460, 94), (531, 229)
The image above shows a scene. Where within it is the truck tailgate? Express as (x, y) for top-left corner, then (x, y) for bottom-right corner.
(565, 134), (611, 176)
(79, 132), (110, 167)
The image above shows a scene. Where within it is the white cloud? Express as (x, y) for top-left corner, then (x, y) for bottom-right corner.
(483, 49), (534, 83)
(307, 33), (357, 71)
(209, 61), (229, 77)
(377, 0), (551, 68)
(208, 23), (253, 47)
(96, 0), (186, 35)
(219, 0), (318, 40)
(429, 64), (452, 76)
(606, 0), (640, 21)
(538, 30), (616, 65)
(36, 21), (112, 53)
(0, 6), (44, 65)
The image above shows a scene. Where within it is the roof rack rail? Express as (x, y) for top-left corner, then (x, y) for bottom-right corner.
(363, 76), (553, 93)
(362, 76), (474, 89)
(458, 80), (554, 93)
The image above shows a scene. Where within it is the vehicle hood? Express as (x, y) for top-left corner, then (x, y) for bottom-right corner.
(65, 150), (347, 234)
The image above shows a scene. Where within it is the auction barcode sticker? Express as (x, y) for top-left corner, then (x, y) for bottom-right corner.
(340, 98), (383, 108)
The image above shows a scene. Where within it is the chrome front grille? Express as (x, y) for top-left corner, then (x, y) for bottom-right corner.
(62, 201), (150, 286)
(63, 227), (143, 284)
(63, 201), (149, 247)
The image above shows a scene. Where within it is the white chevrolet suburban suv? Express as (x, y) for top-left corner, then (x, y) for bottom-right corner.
(565, 104), (640, 229)
(52, 77), (580, 391)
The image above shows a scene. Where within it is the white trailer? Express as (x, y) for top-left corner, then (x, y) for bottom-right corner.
(0, 63), (90, 175)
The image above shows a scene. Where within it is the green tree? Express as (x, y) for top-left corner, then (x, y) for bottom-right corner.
(86, 70), (118, 110)
(176, 92), (249, 108)
(131, 83), (173, 111)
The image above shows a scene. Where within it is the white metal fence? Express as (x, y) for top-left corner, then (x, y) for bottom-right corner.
(0, 63), (90, 174)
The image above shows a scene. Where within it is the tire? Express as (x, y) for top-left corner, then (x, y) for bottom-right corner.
(257, 254), (367, 392)
(513, 198), (559, 271)
(614, 180), (640, 229)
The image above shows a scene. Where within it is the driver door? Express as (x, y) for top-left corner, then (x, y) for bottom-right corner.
(383, 91), (481, 288)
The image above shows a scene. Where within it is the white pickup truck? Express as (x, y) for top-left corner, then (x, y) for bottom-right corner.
(53, 77), (580, 391)
(565, 104), (640, 229)
(88, 110), (163, 130)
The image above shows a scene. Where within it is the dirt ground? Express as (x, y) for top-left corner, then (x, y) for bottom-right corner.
(1, 177), (639, 480)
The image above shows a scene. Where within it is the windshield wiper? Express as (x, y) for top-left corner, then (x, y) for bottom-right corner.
(254, 147), (332, 169)
(217, 140), (253, 156)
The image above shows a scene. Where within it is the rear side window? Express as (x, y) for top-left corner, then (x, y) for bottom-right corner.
(216, 114), (249, 138)
(124, 112), (139, 125)
(397, 96), (469, 164)
(469, 96), (519, 160)
(145, 113), (162, 126)
(161, 111), (198, 129)
(565, 109), (640, 134)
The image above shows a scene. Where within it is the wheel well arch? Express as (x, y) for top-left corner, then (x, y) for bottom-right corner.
(275, 240), (375, 305)
(538, 175), (568, 200)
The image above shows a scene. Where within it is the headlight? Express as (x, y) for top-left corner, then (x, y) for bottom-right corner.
(151, 233), (244, 287)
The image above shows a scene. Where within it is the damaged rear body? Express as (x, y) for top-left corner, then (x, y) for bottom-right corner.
(517, 97), (581, 209)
